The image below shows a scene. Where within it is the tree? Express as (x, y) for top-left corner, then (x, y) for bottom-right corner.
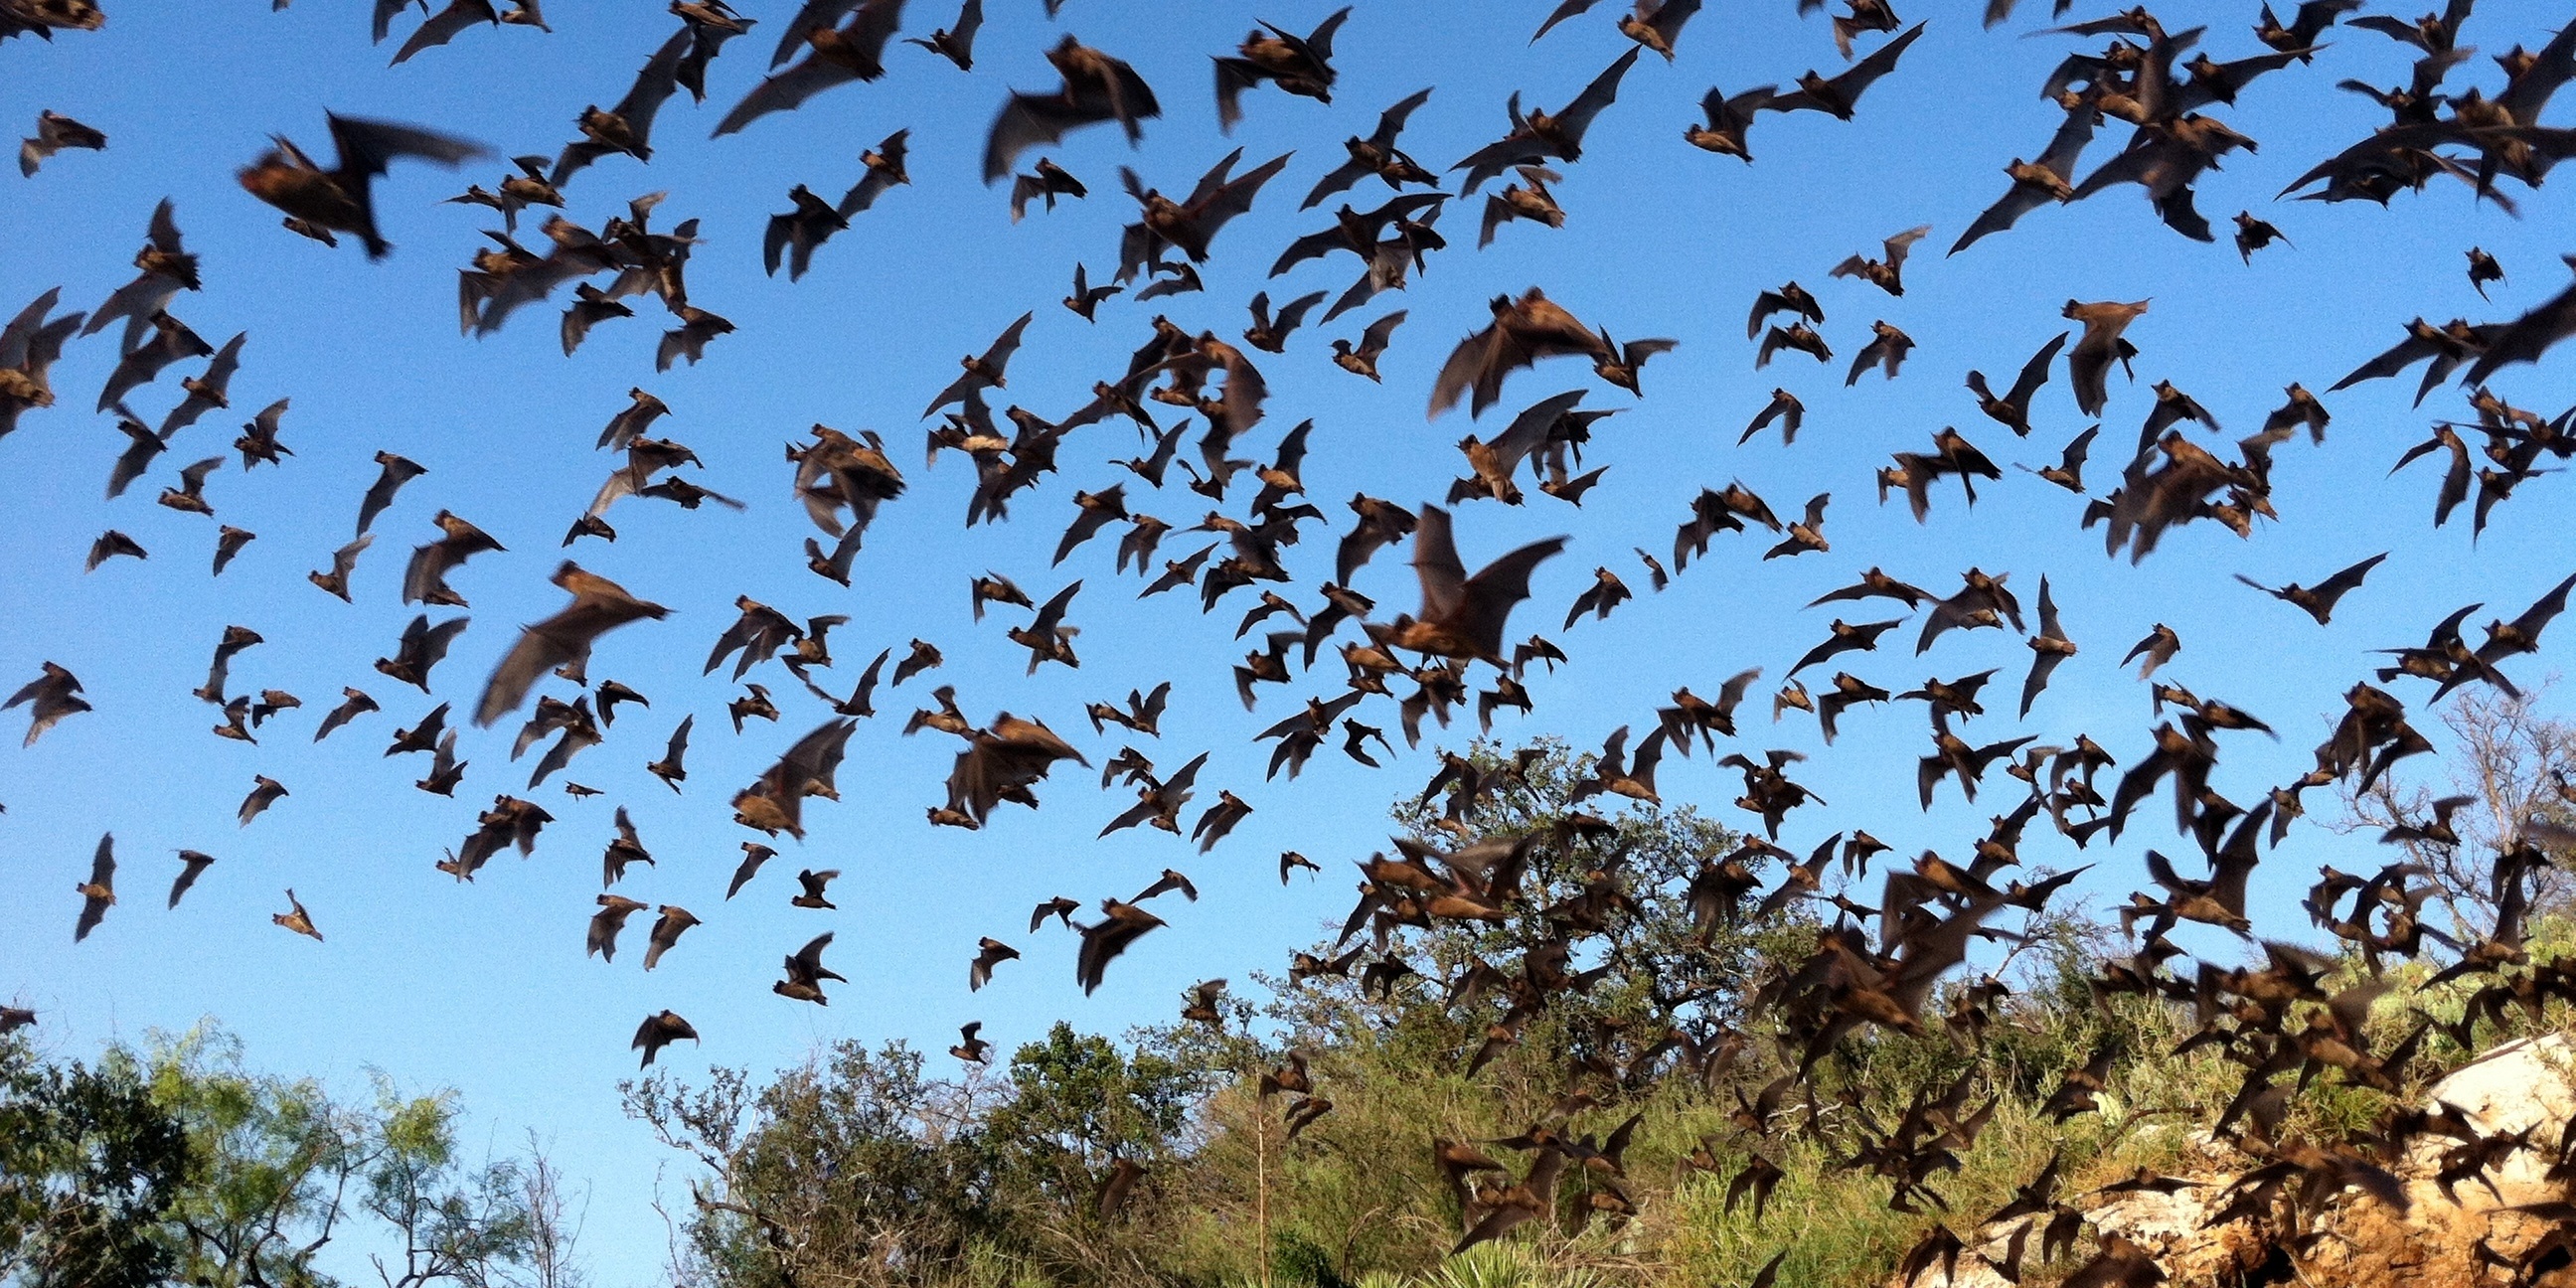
(3, 1022), (562, 1288)
(1246, 737), (1781, 1095)
(0, 1034), (191, 1288)
(625, 1042), (1000, 1288)
(982, 1023), (1199, 1209)
(2339, 687), (2576, 932)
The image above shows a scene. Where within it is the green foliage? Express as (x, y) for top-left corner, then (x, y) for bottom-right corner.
(1267, 738), (1775, 1057)
(630, 738), (2576, 1288)
(986, 1023), (1201, 1207)
(2, 1022), (559, 1288)
(0, 1034), (191, 1288)
(628, 1041), (1000, 1288)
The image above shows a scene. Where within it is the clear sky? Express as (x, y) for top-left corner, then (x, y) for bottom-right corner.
(6, 0), (2574, 1281)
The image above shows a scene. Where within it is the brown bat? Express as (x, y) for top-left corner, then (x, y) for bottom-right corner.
(85, 529), (148, 571)
(238, 113), (487, 258)
(791, 869), (838, 909)
(903, 0), (980, 70)
(1950, 98), (2097, 255)
(2063, 298), (2148, 415)
(355, 450), (427, 536)
(1303, 86), (1436, 208)
(96, 311), (212, 413)
(2235, 552), (2388, 625)
(167, 850), (218, 909)
(474, 563), (671, 725)
(632, 1011), (699, 1068)
(982, 36), (1162, 183)
(1011, 157), (1090, 221)
(969, 936), (1019, 990)
(1242, 290), (1326, 353)
(1076, 899), (1167, 993)
(1115, 148), (1292, 279)
(1375, 505), (1566, 664)
(1213, 6), (1349, 131)
(271, 888), (324, 941)
(1480, 165), (1563, 246)
(2232, 211), (2289, 262)
(239, 775), (289, 827)
(19, 109), (104, 177)
(73, 833), (114, 942)
(2020, 576), (2078, 717)
(773, 931), (845, 1003)
(1761, 22), (1924, 118)
(1451, 48), (1641, 193)
(157, 333), (246, 439)
(149, 453), (219, 517)
(1846, 321), (1915, 384)
(1831, 225), (1931, 296)
(402, 511), (505, 606)
(1429, 289), (1612, 418)
(923, 311), (1033, 419)
(1685, 83), (1778, 161)
(1967, 332), (2066, 436)
(1063, 261), (1121, 319)
(0, 288), (83, 440)
(714, 0), (905, 137)
(2467, 245), (2504, 298)
(1331, 308), (1405, 381)
(762, 185), (848, 281)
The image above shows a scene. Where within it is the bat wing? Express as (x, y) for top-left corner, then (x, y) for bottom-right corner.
(1361, 308), (1407, 352)
(1830, 22), (1924, 102)
(1370, 85), (1434, 148)
(376, 0), (424, 43)
(390, 0), (495, 65)
(983, 91), (1104, 183)
(1554, 47), (1642, 145)
(771, 0), (860, 66)
(1450, 133), (1548, 195)
(1300, 6), (1350, 61)
(1490, 389), (1588, 474)
(714, 53), (857, 137)
(1456, 537), (1570, 656)
(2009, 331), (2069, 405)
(2313, 552), (2389, 606)
(2464, 268), (2576, 387)
(1196, 150), (1294, 239)
(1530, 0), (1604, 41)
(1268, 226), (1358, 276)
(326, 113), (488, 180)
(613, 28), (693, 146)
(982, 309), (1035, 370)
(2021, 662), (2066, 722)
(2329, 329), (2440, 391)
(1272, 291), (1328, 335)
(1300, 157), (1370, 210)
(475, 625), (577, 727)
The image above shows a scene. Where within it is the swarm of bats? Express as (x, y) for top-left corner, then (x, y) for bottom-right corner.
(14, 1), (2576, 1280)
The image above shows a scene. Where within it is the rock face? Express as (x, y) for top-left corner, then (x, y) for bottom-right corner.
(2293, 1035), (2576, 1288)
(1891, 1037), (2576, 1288)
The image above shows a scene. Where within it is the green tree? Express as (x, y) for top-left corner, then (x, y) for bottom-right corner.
(1243, 737), (1781, 1097)
(4, 1023), (559, 1288)
(626, 1042), (1000, 1288)
(0, 1034), (191, 1288)
(983, 1023), (1198, 1210)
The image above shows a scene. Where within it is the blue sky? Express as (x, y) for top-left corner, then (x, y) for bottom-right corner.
(6, 0), (2575, 1280)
